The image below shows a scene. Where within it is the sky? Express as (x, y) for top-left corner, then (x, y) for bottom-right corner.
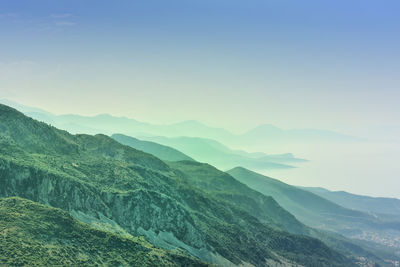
(1, 1), (400, 197)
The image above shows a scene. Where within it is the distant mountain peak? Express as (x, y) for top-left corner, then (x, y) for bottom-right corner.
(245, 124), (284, 135)
(177, 120), (204, 125)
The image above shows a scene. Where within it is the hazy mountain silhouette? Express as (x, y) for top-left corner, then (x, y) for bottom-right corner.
(111, 133), (194, 162)
(302, 187), (400, 221)
(141, 135), (303, 170)
(228, 167), (400, 257)
(0, 99), (361, 150)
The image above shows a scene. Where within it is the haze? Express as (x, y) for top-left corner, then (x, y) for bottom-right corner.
(1, 0), (399, 197)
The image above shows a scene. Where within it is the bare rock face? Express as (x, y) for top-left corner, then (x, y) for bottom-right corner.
(0, 158), (213, 261)
(0, 197), (209, 267)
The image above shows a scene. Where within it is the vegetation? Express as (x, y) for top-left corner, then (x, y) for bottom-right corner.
(168, 160), (309, 235)
(112, 133), (194, 162)
(0, 197), (206, 266)
(228, 167), (400, 264)
(227, 167), (400, 234)
(142, 135), (296, 170)
(302, 187), (400, 221)
(0, 104), (362, 266)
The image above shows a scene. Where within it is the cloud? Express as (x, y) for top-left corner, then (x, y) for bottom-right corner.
(54, 21), (76, 27)
(0, 12), (77, 30)
(50, 13), (72, 19)
(49, 13), (76, 27)
(0, 13), (18, 19)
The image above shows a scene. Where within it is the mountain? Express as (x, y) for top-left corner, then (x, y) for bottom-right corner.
(233, 151), (308, 164)
(140, 135), (301, 170)
(0, 100), (231, 139)
(227, 167), (400, 257)
(0, 103), (356, 266)
(241, 124), (361, 145)
(0, 99), (53, 116)
(159, 120), (234, 141)
(0, 197), (206, 266)
(0, 100), (306, 171)
(302, 187), (400, 221)
(111, 133), (194, 162)
(0, 99), (360, 152)
(167, 160), (391, 265)
(167, 160), (308, 235)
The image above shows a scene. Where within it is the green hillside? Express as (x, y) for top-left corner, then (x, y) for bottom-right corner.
(111, 133), (194, 162)
(168, 160), (308, 235)
(302, 187), (400, 221)
(227, 167), (399, 231)
(227, 167), (400, 258)
(142, 135), (297, 170)
(0, 103), (356, 266)
(0, 197), (206, 266)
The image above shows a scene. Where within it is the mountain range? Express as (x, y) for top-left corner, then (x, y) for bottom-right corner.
(112, 133), (195, 162)
(1, 102), (399, 266)
(129, 134), (306, 170)
(228, 167), (400, 259)
(0, 98), (360, 149)
(0, 99), (310, 171)
(302, 187), (400, 222)
(0, 103), (364, 266)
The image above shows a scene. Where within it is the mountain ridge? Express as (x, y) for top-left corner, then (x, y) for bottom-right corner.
(141, 135), (301, 170)
(111, 133), (194, 162)
(0, 99), (361, 147)
(227, 167), (400, 259)
(302, 187), (400, 221)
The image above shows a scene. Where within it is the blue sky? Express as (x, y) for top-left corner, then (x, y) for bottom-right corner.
(1, 0), (399, 132)
(0, 0), (400, 132)
(1, 0), (400, 196)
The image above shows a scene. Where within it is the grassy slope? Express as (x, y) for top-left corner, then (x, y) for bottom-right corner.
(167, 160), (309, 235)
(302, 187), (400, 221)
(0, 197), (206, 267)
(227, 167), (397, 233)
(170, 162), (392, 264)
(227, 167), (400, 263)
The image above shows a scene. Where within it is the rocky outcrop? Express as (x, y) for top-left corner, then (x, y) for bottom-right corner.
(0, 158), (229, 264)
